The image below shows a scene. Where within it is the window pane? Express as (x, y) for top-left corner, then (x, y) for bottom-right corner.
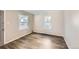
(19, 15), (29, 30)
(43, 16), (52, 30)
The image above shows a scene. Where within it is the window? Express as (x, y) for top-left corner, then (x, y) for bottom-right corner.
(43, 16), (52, 30)
(19, 15), (29, 30)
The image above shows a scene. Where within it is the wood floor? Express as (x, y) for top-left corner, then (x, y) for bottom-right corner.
(0, 33), (68, 49)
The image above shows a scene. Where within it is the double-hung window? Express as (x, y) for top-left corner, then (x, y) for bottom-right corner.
(19, 15), (29, 30)
(43, 16), (52, 30)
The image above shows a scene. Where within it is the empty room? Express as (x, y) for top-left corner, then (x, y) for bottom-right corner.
(0, 10), (79, 49)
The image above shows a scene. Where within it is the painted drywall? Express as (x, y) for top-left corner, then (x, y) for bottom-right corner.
(0, 11), (2, 44)
(0, 11), (4, 46)
(64, 10), (79, 48)
(33, 11), (64, 36)
(4, 10), (34, 44)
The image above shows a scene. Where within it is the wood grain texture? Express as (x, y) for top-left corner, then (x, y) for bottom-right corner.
(0, 33), (68, 49)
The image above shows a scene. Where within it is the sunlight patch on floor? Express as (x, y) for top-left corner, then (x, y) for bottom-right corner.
(39, 38), (52, 49)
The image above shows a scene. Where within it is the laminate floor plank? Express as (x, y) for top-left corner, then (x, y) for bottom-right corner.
(0, 33), (68, 49)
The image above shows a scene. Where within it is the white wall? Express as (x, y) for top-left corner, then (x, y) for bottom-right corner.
(64, 10), (79, 49)
(4, 10), (34, 44)
(33, 11), (64, 36)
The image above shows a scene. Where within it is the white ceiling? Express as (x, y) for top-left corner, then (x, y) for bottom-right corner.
(25, 10), (57, 15)
(25, 10), (48, 15)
